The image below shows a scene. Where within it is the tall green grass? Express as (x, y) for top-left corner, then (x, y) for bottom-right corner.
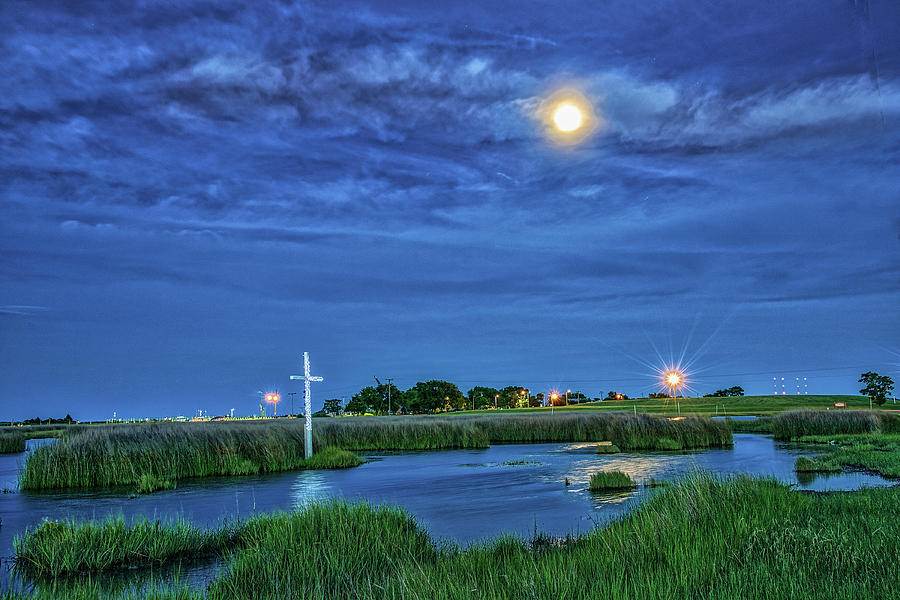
(0, 429), (26, 454)
(15, 474), (899, 599)
(20, 424), (360, 492)
(21, 414), (729, 491)
(588, 470), (635, 490)
(14, 517), (237, 576)
(446, 412), (731, 450)
(771, 410), (887, 439)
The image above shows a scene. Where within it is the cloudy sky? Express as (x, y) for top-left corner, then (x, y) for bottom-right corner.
(2, 0), (898, 420)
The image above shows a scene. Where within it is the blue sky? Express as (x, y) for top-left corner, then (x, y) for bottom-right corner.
(1, 1), (898, 420)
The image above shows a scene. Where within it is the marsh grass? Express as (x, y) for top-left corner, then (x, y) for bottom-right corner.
(21, 414), (728, 491)
(136, 473), (176, 494)
(794, 456), (840, 473)
(21, 433), (361, 492)
(588, 470), (636, 490)
(793, 433), (900, 478)
(654, 437), (683, 450)
(0, 429), (26, 454)
(13, 516), (237, 576)
(772, 410), (888, 439)
(446, 412), (731, 450)
(15, 474), (900, 599)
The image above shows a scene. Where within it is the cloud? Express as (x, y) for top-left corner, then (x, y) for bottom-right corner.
(0, 305), (48, 316)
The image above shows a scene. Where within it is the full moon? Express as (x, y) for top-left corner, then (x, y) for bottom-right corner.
(553, 104), (582, 132)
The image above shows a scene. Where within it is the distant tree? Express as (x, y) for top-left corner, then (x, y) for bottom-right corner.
(408, 381), (465, 412)
(859, 372), (894, 407)
(648, 392), (669, 399)
(606, 391), (629, 400)
(322, 398), (343, 415)
(498, 386), (527, 409)
(704, 386), (743, 397)
(344, 392), (370, 415)
(371, 383), (402, 414)
(467, 387), (501, 410)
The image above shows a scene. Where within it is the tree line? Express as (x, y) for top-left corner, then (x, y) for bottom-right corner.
(322, 382), (603, 415)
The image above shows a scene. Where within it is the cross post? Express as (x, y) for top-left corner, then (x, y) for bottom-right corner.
(290, 351), (324, 458)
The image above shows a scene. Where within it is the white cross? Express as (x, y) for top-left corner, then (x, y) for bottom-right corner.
(290, 351), (323, 458)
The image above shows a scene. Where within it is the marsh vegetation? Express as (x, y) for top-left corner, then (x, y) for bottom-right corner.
(12, 473), (899, 599)
(20, 413), (730, 492)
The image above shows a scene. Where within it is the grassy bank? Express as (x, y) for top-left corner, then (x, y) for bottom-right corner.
(21, 414), (729, 491)
(0, 429), (26, 454)
(793, 433), (900, 478)
(771, 410), (900, 478)
(13, 474), (900, 599)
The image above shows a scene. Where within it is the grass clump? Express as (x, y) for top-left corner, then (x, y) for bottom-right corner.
(588, 470), (636, 490)
(794, 456), (840, 473)
(772, 410), (881, 440)
(0, 429), (26, 454)
(13, 516), (237, 577)
(596, 442), (620, 454)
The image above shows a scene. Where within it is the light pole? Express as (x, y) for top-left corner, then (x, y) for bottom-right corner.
(666, 372), (682, 415)
(565, 389), (571, 407)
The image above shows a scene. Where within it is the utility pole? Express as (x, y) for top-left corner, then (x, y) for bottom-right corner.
(288, 392), (297, 416)
(374, 376), (394, 415)
(387, 378), (392, 415)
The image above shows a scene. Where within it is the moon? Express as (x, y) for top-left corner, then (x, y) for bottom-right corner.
(553, 104), (583, 132)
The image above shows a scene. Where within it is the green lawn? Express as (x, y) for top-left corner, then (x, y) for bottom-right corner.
(452, 394), (881, 417)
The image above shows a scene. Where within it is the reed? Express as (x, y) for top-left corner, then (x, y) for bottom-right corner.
(20, 422), (361, 492)
(588, 470), (636, 490)
(771, 410), (883, 440)
(0, 429), (26, 454)
(14, 517), (238, 577)
(445, 412), (731, 450)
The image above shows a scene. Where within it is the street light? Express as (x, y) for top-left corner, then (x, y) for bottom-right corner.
(566, 389), (571, 407)
(265, 392), (281, 418)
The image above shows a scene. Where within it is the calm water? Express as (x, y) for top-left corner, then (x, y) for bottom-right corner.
(0, 434), (894, 591)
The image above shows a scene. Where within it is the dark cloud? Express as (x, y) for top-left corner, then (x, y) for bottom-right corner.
(0, 1), (898, 419)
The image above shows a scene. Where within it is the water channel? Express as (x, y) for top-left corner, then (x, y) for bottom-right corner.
(0, 433), (893, 592)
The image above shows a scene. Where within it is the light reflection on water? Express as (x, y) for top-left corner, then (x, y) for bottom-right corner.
(290, 470), (331, 507)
